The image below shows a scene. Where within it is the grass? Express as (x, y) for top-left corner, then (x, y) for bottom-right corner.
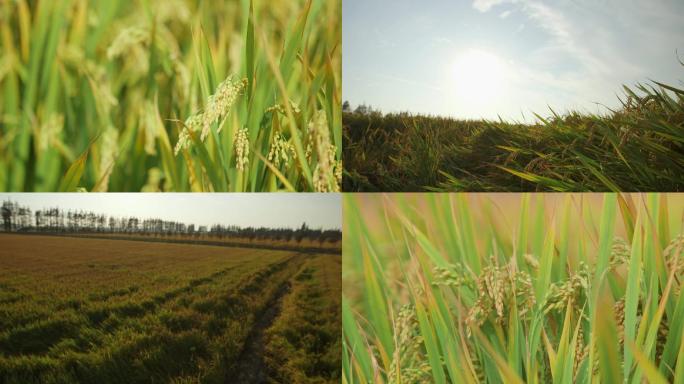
(343, 75), (684, 191)
(342, 193), (684, 383)
(0, 234), (341, 383)
(0, 0), (341, 192)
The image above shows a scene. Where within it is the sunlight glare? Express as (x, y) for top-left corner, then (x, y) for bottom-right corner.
(450, 49), (508, 104)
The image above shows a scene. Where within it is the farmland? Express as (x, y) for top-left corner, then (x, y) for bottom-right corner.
(343, 193), (684, 383)
(0, 0), (341, 192)
(0, 234), (341, 383)
(343, 78), (684, 192)
(74, 232), (341, 253)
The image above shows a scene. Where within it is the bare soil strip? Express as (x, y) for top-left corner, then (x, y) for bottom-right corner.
(233, 281), (292, 384)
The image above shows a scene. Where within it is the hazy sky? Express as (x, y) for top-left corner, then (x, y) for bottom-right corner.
(343, 0), (684, 121)
(0, 194), (341, 230)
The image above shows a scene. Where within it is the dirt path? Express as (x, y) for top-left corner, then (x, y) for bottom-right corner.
(232, 281), (292, 384)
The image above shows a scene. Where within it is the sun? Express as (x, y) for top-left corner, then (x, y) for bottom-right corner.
(449, 49), (508, 104)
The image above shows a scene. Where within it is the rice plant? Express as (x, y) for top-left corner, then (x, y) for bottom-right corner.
(0, 0), (341, 192)
(343, 193), (684, 383)
(343, 75), (684, 192)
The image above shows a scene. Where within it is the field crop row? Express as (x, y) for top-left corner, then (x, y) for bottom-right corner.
(0, 235), (340, 383)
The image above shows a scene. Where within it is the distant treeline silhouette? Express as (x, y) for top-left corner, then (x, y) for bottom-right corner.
(1, 200), (341, 245)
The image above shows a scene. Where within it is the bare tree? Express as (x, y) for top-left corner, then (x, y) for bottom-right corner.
(0, 200), (342, 246)
(1, 201), (12, 232)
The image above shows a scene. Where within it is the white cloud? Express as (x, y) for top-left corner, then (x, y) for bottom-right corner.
(471, 0), (653, 119)
(476, 1), (621, 77)
(472, 0), (514, 12)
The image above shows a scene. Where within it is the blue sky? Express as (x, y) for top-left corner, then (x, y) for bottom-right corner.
(343, 0), (684, 121)
(0, 193), (341, 230)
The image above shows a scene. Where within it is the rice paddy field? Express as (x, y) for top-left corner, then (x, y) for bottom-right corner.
(343, 78), (684, 192)
(0, 234), (341, 383)
(0, 0), (341, 192)
(343, 193), (684, 383)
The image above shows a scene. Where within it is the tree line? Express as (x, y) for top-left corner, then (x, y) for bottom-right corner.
(1, 200), (341, 245)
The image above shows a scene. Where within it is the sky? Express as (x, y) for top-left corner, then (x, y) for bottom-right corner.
(343, 0), (684, 121)
(0, 193), (341, 230)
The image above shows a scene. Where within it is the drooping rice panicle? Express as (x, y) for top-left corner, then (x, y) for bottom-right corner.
(0, 0), (341, 192)
(343, 193), (684, 383)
